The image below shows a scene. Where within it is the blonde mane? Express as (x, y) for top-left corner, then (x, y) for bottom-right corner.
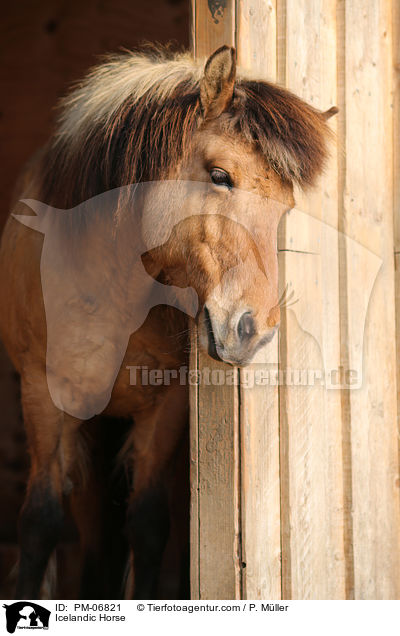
(56, 49), (204, 146)
(37, 46), (332, 209)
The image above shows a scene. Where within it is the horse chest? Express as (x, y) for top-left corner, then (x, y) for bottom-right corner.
(105, 322), (189, 417)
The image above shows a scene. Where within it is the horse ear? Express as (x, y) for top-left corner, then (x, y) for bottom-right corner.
(200, 45), (236, 120)
(322, 106), (339, 120)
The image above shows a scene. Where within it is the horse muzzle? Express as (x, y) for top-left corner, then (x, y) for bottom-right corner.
(200, 304), (279, 366)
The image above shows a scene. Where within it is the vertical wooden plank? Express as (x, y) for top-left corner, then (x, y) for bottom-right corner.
(236, 0), (277, 80)
(393, 0), (400, 498)
(278, 0), (346, 599)
(189, 325), (200, 599)
(239, 347), (281, 599)
(394, 0), (400, 255)
(343, 0), (400, 599)
(190, 0), (241, 600)
(197, 355), (241, 599)
(275, 0), (289, 599)
(336, 0), (355, 600)
(193, 0), (235, 58)
(235, 0), (282, 600)
(276, 0), (287, 86)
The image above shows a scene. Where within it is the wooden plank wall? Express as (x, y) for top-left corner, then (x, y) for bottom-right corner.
(190, 0), (400, 599)
(394, 0), (400, 579)
(342, 0), (400, 599)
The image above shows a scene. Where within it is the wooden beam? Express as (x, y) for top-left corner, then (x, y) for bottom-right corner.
(342, 0), (400, 598)
(190, 0), (240, 600)
(192, 0), (235, 58)
(236, 0), (277, 81)
(393, 0), (400, 536)
(235, 0), (282, 600)
(278, 0), (346, 599)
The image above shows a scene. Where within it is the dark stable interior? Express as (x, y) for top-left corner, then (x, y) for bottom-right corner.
(0, 0), (190, 599)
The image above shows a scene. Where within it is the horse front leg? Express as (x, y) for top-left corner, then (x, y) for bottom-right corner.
(126, 483), (170, 599)
(69, 467), (106, 599)
(16, 370), (81, 599)
(124, 383), (188, 599)
(17, 481), (64, 599)
(70, 415), (131, 600)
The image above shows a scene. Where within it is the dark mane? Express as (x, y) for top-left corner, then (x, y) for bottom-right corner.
(35, 48), (332, 209)
(39, 80), (201, 209)
(234, 80), (332, 186)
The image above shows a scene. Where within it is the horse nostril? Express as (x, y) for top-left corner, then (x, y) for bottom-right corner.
(237, 311), (255, 342)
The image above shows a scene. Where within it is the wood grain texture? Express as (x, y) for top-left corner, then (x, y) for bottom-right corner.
(190, 329), (241, 599)
(236, 0), (277, 80)
(342, 0), (400, 599)
(190, 0), (400, 600)
(193, 0), (235, 58)
(197, 352), (241, 599)
(279, 0), (346, 599)
(189, 325), (200, 599)
(191, 0), (240, 600)
(239, 345), (281, 599)
(394, 0), (400, 564)
(393, 0), (400, 254)
(336, 0), (355, 600)
(235, 0), (282, 600)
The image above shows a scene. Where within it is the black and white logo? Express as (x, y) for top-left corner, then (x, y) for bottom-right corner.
(2, 603), (50, 633)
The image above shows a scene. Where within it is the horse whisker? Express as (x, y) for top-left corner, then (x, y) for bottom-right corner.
(277, 283), (290, 306)
(278, 287), (296, 307)
(280, 298), (299, 309)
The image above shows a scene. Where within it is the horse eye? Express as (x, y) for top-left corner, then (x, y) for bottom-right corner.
(210, 168), (233, 190)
